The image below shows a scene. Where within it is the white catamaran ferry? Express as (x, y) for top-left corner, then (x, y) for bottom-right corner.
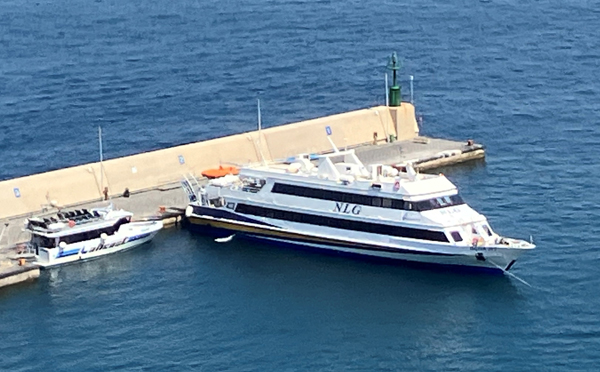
(25, 205), (163, 268)
(182, 140), (534, 274)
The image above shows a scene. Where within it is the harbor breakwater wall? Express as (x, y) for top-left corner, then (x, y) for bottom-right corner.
(0, 104), (418, 221)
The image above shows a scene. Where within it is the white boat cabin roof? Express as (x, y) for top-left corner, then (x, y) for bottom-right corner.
(26, 207), (132, 238)
(228, 149), (458, 201)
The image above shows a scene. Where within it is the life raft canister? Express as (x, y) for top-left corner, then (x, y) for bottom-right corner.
(201, 165), (240, 179)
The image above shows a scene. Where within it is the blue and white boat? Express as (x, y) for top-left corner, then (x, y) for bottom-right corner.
(182, 145), (535, 273)
(25, 205), (163, 268)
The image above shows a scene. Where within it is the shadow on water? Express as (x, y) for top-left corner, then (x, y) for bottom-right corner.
(180, 232), (532, 362)
(0, 277), (41, 300)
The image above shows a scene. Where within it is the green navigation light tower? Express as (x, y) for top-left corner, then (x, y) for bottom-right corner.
(387, 52), (402, 107)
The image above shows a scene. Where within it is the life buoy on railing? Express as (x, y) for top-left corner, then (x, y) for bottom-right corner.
(393, 181), (400, 191)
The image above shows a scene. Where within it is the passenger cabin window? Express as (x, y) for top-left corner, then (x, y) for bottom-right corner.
(234, 203), (449, 242)
(241, 178), (265, 193)
(32, 235), (56, 248)
(271, 183), (464, 212)
(60, 220), (124, 245)
(482, 225), (493, 237)
(450, 231), (463, 242)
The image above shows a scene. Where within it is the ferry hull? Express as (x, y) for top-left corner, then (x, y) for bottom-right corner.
(185, 214), (523, 274)
(244, 234), (506, 274)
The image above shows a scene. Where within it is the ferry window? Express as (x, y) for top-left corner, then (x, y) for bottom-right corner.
(34, 236), (56, 248)
(412, 195), (466, 211)
(391, 200), (406, 210)
(271, 183), (466, 213)
(272, 182), (408, 211)
(113, 218), (129, 232)
(63, 232), (89, 245)
(482, 225), (493, 236)
(371, 197), (382, 207)
(95, 226), (117, 237)
(413, 201), (428, 211)
(450, 194), (464, 204)
(234, 203), (449, 242)
(83, 231), (98, 241)
(450, 231), (463, 242)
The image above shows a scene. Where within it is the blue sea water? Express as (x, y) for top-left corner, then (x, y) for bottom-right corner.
(2, 0), (600, 370)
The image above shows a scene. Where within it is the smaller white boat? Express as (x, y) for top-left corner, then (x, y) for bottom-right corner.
(25, 205), (163, 268)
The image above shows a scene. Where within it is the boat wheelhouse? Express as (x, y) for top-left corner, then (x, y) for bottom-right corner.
(26, 205), (163, 268)
(183, 149), (534, 273)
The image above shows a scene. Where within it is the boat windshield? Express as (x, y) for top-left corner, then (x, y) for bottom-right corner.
(410, 195), (465, 211)
(31, 234), (56, 248)
(241, 177), (266, 193)
(59, 217), (130, 245)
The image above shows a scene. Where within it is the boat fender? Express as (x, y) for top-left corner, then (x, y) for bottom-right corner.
(475, 252), (485, 261)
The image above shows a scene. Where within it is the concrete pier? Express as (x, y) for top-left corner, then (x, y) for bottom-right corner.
(354, 136), (485, 170)
(0, 262), (40, 289)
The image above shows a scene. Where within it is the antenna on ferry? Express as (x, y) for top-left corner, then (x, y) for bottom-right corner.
(257, 98), (262, 144)
(257, 98), (267, 165)
(99, 126), (104, 196)
(325, 126), (340, 153)
(406, 162), (417, 181)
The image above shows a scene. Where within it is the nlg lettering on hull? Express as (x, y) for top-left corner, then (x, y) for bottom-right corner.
(333, 202), (361, 215)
